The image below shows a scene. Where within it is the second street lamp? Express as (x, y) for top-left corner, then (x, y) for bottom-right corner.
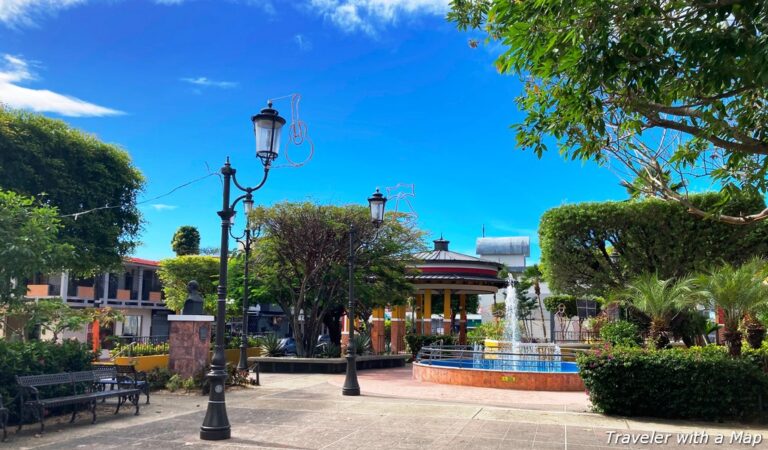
(342, 188), (387, 396)
(230, 195), (254, 372)
(200, 103), (285, 441)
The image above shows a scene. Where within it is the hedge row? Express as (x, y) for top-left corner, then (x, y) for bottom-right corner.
(578, 346), (768, 420)
(404, 334), (456, 358)
(0, 339), (95, 423)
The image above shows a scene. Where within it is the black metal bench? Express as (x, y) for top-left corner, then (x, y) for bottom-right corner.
(16, 370), (141, 433)
(94, 365), (150, 404)
(0, 396), (8, 441)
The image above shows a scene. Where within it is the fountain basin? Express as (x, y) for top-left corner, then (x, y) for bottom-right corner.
(413, 360), (585, 391)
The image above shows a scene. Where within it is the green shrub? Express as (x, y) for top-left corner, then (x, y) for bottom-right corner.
(146, 367), (173, 390)
(165, 374), (183, 392)
(110, 341), (169, 357)
(0, 339), (95, 423)
(578, 346), (768, 420)
(182, 376), (197, 392)
(599, 320), (641, 347)
(256, 334), (285, 357)
(352, 333), (371, 356)
(318, 343), (341, 358)
(467, 321), (504, 344)
(405, 334), (457, 358)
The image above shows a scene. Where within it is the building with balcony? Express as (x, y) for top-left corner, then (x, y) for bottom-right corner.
(15, 257), (171, 348)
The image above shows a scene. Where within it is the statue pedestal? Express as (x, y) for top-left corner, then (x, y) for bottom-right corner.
(168, 315), (214, 379)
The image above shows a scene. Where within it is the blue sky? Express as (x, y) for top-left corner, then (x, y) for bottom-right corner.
(0, 0), (629, 262)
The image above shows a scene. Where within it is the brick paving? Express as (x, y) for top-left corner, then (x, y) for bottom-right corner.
(4, 366), (767, 449)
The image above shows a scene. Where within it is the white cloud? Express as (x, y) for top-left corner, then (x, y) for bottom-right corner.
(0, 54), (123, 117)
(0, 0), (84, 26)
(149, 203), (178, 211)
(294, 34), (313, 51)
(180, 77), (238, 89)
(307, 0), (449, 35)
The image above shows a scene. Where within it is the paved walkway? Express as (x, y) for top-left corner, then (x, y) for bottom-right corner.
(5, 366), (768, 449)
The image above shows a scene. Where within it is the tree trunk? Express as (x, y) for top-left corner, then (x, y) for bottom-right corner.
(723, 330), (743, 357)
(746, 325), (765, 350)
(323, 307), (343, 346)
(649, 319), (668, 350)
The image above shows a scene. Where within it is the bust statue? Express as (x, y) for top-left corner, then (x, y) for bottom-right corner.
(182, 280), (204, 315)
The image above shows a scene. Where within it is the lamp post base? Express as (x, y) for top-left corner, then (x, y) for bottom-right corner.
(342, 354), (360, 396)
(200, 367), (230, 440)
(237, 344), (248, 371)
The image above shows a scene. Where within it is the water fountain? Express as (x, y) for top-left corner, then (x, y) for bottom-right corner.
(413, 273), (582, 391)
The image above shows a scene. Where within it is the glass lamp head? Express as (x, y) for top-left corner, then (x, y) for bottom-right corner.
(251, 102), (286, 167)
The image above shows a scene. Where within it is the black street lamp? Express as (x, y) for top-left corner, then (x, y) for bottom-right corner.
(342, 189), (387, 396)
(229, 198), (255, 372)
(200, 102), (285, 441)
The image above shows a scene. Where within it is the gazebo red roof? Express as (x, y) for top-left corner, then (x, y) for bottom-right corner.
(408, 238), (506, 293)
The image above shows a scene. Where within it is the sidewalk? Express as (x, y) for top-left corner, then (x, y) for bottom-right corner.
(5, 367), (767, 449)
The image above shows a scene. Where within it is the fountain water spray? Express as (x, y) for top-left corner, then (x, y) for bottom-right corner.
(503, 274), (520, 347)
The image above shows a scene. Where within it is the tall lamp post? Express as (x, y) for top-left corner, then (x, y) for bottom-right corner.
(342, 189), (387, 396)
(229, 207), (255, 372)
(200, 102), (285, 441)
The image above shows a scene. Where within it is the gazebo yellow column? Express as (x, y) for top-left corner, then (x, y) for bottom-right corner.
(415, 294), (423, 335)
(459, 293), (467, 345)
(443, 289), (451, 335)
(423, 289), (432, 335)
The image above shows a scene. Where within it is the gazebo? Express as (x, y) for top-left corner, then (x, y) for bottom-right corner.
(365, 237), (506, 354)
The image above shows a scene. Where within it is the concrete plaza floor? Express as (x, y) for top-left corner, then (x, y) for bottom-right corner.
(4, 366), (768, 449)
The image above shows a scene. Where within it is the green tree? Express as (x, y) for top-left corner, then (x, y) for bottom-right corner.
(171, 226), (201, 256)
(449, 0), (768, 224)
(0, 190), (73, 307)
(539, 193), (768, 296)
(520, 265), (547, 339)
(620, 273), (701, 349)
(0, 108), (144, 273)
(697, 258), (768, 357)
(250, 202), (425, 357)
(157, 255), (219, 313)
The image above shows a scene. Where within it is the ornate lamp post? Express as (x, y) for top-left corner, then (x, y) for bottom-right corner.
(229, 198), (255, 372)
(342, 189), (387, 396)
(200, 103), (285, 441)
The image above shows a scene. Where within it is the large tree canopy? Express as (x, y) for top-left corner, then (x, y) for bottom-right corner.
(250, 202), (425, 357)
(540, 193), (768, 296)
(449, 0), (768, 223)
(0, 190), (73, 306)
(0, 108), (144, 273)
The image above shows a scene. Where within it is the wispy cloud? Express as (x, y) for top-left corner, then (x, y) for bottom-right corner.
(0, 54), (123, 117)
(294, 34), (313, 51)
(306, 0), (449, 35)
(180, 77), (238, 89)
(0, 0), (84, 27)
(154, 0), (186, 5)
(149, 203), (178, 211)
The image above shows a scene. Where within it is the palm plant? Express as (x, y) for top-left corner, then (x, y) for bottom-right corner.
(256, 333), (286, 357)
(622, 273), (701, 349)
(698, 258), (768, 356)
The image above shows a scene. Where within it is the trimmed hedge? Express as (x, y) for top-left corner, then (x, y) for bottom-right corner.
(0, 339), (96, 423)
(578, 346), (768, 420)
(405, 334), (456, 358)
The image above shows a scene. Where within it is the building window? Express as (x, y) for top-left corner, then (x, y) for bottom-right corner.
(123, 315), (141, 336)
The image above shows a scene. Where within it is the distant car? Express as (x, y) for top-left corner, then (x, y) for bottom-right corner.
(280, 337), (297, 355)
(317, 334), (330, 345)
